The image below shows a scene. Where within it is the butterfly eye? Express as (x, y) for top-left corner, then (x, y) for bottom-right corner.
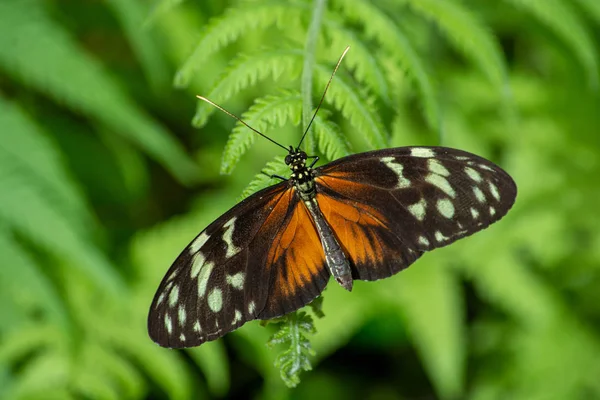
(285, 155), (292, 165)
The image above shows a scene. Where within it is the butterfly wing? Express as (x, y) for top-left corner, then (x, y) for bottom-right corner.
(148, 182), (329, 348)
(314, 146), (517, 281)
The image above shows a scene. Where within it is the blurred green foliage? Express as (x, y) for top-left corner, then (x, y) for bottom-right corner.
(1, 0), (599, 399)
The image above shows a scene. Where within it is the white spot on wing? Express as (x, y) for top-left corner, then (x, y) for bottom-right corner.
(191, 252), (205, 279)
(248, 301), (256, 315)
(418, 236), (430, 246)
(223, 217), (241, 258)
(179, 333), (186, 342)
(165, 315), (172, 334)
(435, 231), (448, 242)
(479, 163), (495, 172)
(190, 232), (209, 254)
(490, 206), (496, 216)
(426, 174), (456, 198)
(197, 259), (215, 298)
(156, 292), (166, 307)
(381, 157), (411, 188)
(226, 272), (245, 290)
(208, 288), (223, 312)
(411, 147), (435, 158)
(436, 198), (455, 218)
(178, 306), (186, 326)
(232, 309), (242, 325)
(465, 167), (482, 182)
(470, 207), (479, 219)
(408, 198), (427, 221)
(489, 182), (501, 201)
(167, 270), (178, 282)
(473, 186), (486, 203)
(168, 285), (179, 307)
(427, 159), (450, 176)
(193, 321), (202, 333)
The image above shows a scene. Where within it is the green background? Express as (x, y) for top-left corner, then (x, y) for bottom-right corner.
(1, 0), (600, 399)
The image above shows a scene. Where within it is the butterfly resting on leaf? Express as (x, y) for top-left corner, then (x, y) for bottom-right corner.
(148, 48), (517, 348)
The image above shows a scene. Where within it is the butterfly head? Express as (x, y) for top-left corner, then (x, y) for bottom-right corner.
(285, 147), (308, 167)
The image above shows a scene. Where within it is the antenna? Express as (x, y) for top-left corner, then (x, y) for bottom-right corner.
(296, 46), (350, 151)
(196, 95), (289, 152)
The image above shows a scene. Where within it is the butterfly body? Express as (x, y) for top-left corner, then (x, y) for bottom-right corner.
(287, 148), (354, 291)
(148, 146), (516, 348)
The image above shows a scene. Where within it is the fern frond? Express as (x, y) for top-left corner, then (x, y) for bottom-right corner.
(176, 0), (306, 87)
(88, 345), (144, 400)
(239, 156), (289, 200)
(322, 16), (391, 103)
(221, 91), (302, 174)
(193, 48), (304, 127)
(300, 0), (326, 154)
(187, 342), (230, 397)
(0, 97), (95, 236)
(0, 165), (123, 294)
(332, 0), (440, 130)
(506, 0), (599, 88)
(145, 0), (185, 27)
(400, 0), (510, 100)
(267, 311), (316, 388)
(0, 230), (67, 327)
(0, 0), (198, 185)
(574, 0), (600, 26)
(313, 110), (352, 161)
(105, 0), (169, 89)
(315, 64), (388, 149)
(382, 259), (465, 399)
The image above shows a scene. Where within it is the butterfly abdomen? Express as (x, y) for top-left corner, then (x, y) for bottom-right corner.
(303, 198), (353, 291)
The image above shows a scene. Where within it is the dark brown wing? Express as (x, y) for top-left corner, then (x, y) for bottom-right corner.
(314, 146), (517, 281)
(254, 190), (330, 319)
(148, 183), (329, 348)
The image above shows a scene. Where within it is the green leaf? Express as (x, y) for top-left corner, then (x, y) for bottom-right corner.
(0, 97), (95, 236)
(313, 111), (352, 161)
(380, 258), (465, 400)
(402, 0), (510, 100)
(333, 0), (440, 131)
(505, 0), (599, 88)
(221, 91), (302, 174)
(315, 64), (388, 149)
(187, 341), (231, 396)
(0, 160), (124, 294)
(193, 48), (304, 127)
(0, 0), (198, 185)
(176, 0), (304, 87)
(267, 311), (316, 388)
(105, 0), (169, 89)
(239, 156), (289, 200)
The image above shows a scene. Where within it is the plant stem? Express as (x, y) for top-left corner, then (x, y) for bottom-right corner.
(301, 0), (326, 154)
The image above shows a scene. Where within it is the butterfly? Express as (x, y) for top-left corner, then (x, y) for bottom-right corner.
(148, 49), (517, 348)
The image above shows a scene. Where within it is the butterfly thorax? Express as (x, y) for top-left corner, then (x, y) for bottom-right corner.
(286, 149), (316, 201)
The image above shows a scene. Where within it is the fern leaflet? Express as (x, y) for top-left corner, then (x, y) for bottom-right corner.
(221, 91), (302, 174)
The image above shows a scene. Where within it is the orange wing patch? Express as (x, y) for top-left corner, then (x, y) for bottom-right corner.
(315, 175), (420, 281)
(267, 200), (325, 298)
(315, 191), (388, 266)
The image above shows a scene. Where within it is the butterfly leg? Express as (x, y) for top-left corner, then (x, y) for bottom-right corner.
(261, 171), (288, 182)
(307, 156), (319, 169)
